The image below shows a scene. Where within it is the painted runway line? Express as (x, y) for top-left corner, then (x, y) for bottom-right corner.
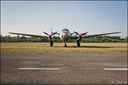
(104, 68), (128, 70)
(18, 68), (60, 70)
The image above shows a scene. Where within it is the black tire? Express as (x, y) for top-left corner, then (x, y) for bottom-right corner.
(64, 41), (67, 47)
(77, 40), (80, 47)
(65, 44), (67, 47)
(50, 41), (53, 47)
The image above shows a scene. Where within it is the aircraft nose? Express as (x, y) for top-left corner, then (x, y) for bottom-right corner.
(63, 32), (67, 35)
(65, 32), (68, 34)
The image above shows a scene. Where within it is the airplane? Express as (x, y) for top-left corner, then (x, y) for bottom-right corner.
(9, 28), (121, 47)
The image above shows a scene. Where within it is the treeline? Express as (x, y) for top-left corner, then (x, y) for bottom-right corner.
(84, 36), (127, 42)
(0, 35), (127, 42)
(0, 35), (49, 42)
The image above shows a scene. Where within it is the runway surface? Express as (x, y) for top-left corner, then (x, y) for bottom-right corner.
(1, 52), (127, 84)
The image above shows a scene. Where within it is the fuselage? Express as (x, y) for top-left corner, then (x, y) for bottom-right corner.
(60, 28), (70, 41)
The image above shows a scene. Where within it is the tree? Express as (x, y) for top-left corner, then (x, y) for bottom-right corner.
(125, 36), (128, 42)
(0, 35), (5, 42)
(125, 36), (128, 40)
(4, 35), (10, 42)
(102, 36), (106, 42)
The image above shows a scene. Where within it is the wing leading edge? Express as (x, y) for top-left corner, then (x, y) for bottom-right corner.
(82, 32), (121, 38)
(69, 32), (121, 40)
(8, 32), (60, 40)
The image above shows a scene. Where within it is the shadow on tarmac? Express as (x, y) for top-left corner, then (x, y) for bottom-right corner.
(40, 46), (110, 48)
(37, 45), (126, 48)
(68, 46), (110, 48)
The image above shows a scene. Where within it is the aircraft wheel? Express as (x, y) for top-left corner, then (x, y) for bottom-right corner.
(65, 44), (67, 47)
(50, 41), (53, 47)
(64, 41), (67, 47)
(77, 40), (80, 47)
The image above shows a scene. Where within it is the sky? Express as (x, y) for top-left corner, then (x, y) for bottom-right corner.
(1, 1), (127, 38)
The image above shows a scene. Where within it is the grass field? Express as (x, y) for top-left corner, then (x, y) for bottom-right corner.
(1, 42), (127, 53)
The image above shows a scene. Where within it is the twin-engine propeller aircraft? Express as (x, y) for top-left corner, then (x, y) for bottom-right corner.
(9, 28), (120, 47)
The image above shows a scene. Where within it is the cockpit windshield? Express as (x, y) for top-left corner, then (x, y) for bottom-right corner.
(62, 29), (69, 32)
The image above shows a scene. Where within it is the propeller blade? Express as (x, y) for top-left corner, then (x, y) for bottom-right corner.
(82, 32), (88, 36)
(51, 28), (52, 35)
(52, 32), (58, 35)
(43, 31), (49, 35)
(74, 31), (79, 35)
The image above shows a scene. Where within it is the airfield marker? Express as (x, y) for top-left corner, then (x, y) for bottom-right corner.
(18, 68), (60, 70)
(104, 68), (128, 71)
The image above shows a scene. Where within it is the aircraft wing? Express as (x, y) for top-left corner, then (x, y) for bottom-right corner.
(82, 32), (121, 38)
(9, 32), (48, 39)
(52, 36), (60, 40)
(9, 32), (60, 40)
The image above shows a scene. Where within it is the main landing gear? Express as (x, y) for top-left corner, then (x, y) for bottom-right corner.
(77, 40), (80, 47)
(50, 41), (53, 47)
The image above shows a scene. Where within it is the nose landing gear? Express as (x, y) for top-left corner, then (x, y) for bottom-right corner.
(64, 40), (67, 47)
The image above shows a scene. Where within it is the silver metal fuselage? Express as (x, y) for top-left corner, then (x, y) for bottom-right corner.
(60, 29), (70, 41)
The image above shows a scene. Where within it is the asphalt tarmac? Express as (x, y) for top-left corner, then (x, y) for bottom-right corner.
(1, 52), (127, 84)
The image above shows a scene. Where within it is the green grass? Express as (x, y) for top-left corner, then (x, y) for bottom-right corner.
(1, 42), (127, 53)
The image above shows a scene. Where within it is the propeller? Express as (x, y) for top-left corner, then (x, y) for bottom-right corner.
(81, 32), (88, 36)
(43, 31), (59, 36)
(43, 31), (49, 35)
(43, 29), (59, 39)
(52, 32), (59, 35)
(74, 31), (79, 35)
(74, 31), (88, 36)
(73, 31), (88, 42)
